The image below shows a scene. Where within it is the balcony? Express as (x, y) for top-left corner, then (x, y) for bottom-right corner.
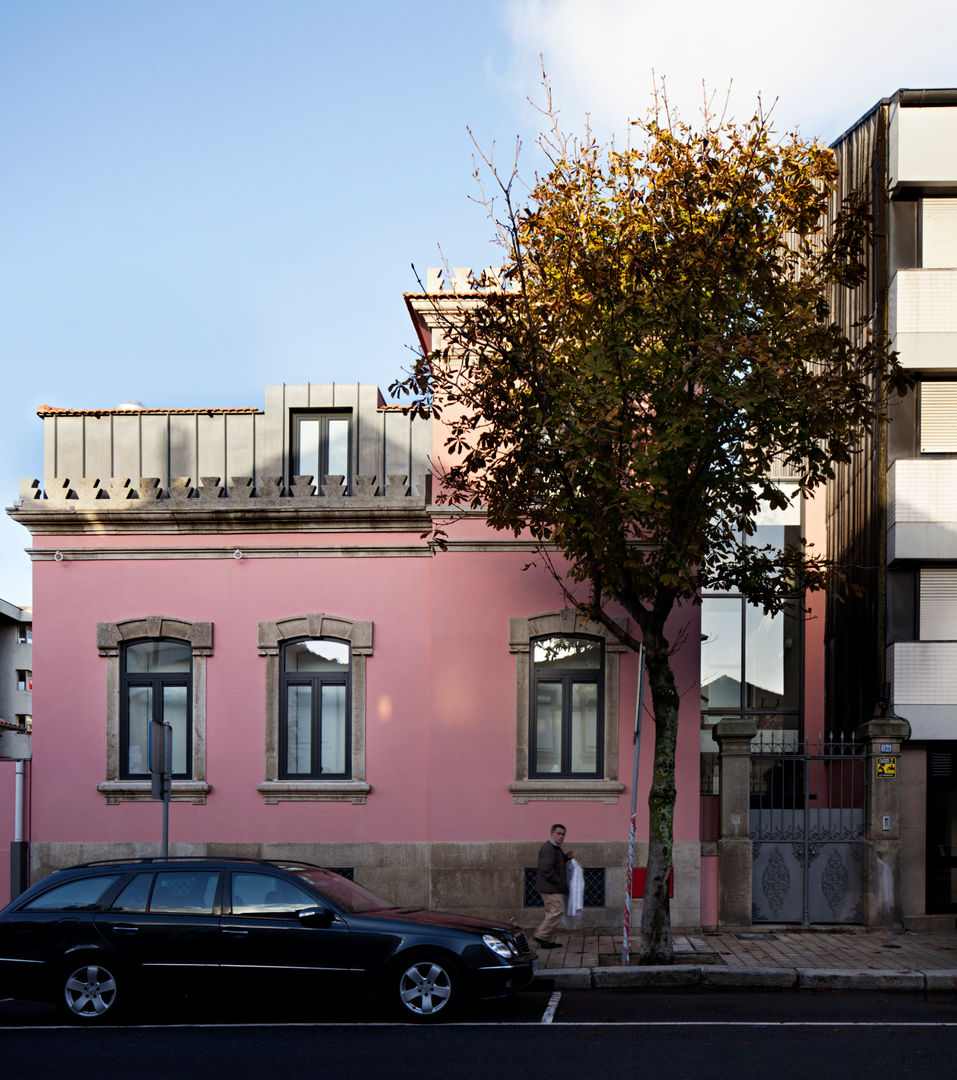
(888, 269), (957, 370)
(887, 458), (957, 562)
(889, 103), (957, 191)
(888, 641), (957, 740)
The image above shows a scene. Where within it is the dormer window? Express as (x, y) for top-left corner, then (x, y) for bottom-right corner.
(291, 411), (351, 487)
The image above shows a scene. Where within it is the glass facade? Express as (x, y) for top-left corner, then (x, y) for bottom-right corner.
(700, 486), (804, 793)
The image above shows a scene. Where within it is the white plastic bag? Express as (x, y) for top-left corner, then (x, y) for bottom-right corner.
(563, 857), (584, 927)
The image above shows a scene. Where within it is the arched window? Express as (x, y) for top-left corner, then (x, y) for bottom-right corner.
(120, 639), (193, 779)
(97, 617), (212, 804)
(257, 613), (372, 803)
(280, 638), (351, 779)
(508, 611), (625, 804)
(530, 635), (603, 778)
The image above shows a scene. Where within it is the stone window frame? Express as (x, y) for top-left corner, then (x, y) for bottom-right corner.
(96, 617), (212, 805)
(257, 613), (372, 804)
(508, 611), (626, 804)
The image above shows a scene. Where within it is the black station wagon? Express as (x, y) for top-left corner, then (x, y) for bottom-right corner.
(0, 857), (535, 1021)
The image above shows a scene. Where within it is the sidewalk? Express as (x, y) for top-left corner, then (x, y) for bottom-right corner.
(529, 927), (957, 991)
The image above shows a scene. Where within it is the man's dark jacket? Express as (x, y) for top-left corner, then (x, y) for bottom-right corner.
(536, 841), (569, 895)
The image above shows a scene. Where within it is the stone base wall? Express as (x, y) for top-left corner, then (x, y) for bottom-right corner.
(30, 839), (703, 931)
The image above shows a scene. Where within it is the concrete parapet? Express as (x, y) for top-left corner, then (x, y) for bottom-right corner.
(13, 474), (429, 510)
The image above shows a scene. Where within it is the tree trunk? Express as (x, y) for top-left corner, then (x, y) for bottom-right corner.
(638, 627), (680, 964)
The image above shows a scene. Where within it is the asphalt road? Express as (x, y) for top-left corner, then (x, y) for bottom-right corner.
(3, 988), (957, 1080)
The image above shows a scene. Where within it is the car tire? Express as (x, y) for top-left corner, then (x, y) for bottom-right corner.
(393, 953), (462, 1022)
(59, 959), (123, 1022)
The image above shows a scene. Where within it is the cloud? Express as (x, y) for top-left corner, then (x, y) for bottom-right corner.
(500, 0), (957, 143)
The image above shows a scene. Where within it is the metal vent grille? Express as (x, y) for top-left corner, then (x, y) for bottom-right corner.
(326, 866), (354, 880)
(523, 867), (606, 908)
(929, 752), (954, 778)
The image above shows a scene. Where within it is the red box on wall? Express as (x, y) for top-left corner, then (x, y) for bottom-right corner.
(632, 867), (674, 898)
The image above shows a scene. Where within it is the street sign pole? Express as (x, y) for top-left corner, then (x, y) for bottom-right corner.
(150, 720), (172, 858)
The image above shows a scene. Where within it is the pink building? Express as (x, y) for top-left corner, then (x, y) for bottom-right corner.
(5, 291), (826, 928)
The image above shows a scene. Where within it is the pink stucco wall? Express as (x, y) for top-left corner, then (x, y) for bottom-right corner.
(27, 528), (702, 852)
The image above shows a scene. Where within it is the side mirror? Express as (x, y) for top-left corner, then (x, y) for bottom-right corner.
(297, 906), (335, 928)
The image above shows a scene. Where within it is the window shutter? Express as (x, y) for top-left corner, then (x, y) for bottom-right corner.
(923, 199), (957, 268)
(920, 568), (957, 640)
(920, 382), (957, 452)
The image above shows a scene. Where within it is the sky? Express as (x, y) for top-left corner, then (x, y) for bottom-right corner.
(2, 0), (955, 606)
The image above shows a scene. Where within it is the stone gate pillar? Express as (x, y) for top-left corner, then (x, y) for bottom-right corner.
(715, 718), (757, 928)
(855, 717), (911, 927)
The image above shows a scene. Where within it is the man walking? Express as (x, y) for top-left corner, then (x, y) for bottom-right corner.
(534, 823), (572, 949)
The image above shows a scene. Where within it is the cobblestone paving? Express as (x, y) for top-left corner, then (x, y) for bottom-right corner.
(529, 927), (957, 971)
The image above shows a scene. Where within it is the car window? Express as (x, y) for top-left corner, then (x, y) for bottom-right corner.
(290, 867), (391, 913)
(148, 871), (219, 915)
(230, 872), (317, 916)
(22, 875), (120, 912)
(109, 872), (154, 913)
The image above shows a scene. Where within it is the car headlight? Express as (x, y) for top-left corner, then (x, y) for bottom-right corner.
(482, 933), (516, 959)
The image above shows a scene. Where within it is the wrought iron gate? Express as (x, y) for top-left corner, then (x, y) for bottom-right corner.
(750, 737), (865, 924)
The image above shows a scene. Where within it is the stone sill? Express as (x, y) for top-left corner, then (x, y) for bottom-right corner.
(257, 781), (371, 804)
(509, 779), (624, 804)
(97, 780), (210, 805)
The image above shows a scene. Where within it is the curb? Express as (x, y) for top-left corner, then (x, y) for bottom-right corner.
(534, 965), (957, 992)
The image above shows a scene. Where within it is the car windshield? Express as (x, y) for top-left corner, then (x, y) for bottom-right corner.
(286, 866), (393, 914)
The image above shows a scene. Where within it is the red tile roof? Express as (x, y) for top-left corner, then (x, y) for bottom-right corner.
(37, 405), (261, 417)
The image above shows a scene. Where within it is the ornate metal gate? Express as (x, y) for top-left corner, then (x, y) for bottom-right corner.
(750, 737), (865, 924)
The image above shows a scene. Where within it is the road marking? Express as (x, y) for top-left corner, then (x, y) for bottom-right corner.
(5, 1020), (957, 1031)
(541, 991), (561, 1024)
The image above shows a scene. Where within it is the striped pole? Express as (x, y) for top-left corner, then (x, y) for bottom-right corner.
(622, 644), (645, 965)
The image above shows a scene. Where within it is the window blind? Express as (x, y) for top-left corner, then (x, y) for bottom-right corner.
(920, 568), (957, 640)
(920, 381), (957, 452)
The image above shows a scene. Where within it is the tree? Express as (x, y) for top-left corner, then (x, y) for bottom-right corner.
(392, 89), (910, 963)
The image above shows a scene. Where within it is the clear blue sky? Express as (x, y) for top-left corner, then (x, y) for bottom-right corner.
(2, 0), (954, 605)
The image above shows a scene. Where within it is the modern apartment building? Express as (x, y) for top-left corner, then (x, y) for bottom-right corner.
(0, 598), (32, 901)
(827, 89), (957, 923)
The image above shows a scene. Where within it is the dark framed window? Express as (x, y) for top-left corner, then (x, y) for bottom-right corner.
(17, 624), (32, 645)
(291, 411), (351, 486)
(16, 670), (32, 691)
(280, 637), (351, 779)
(530, 635), (603, 778)
(120, 639), (192, 779)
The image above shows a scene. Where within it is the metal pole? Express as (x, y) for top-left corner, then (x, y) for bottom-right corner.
(622, 644), (646, 965)
(14, 761), (24, 843)
(10, 760), (28, 901)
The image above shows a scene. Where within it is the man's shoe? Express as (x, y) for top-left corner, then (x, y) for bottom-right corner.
(534, 938), (561, 949)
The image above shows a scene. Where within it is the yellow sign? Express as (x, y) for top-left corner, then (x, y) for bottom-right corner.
(876, 757), (897, 778)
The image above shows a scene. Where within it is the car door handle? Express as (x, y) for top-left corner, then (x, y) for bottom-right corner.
(222, 928), (248, 936)
(110, 925), (140, 934)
